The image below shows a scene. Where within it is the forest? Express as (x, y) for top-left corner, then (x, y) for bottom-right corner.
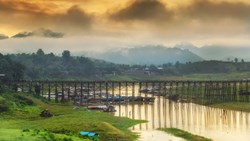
(1, 49), (250, 81)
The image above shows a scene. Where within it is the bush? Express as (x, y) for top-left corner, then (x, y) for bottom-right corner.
(13, 94), (34, 106)
(0, 104), (9, 112)
(0, 96), (9, 112)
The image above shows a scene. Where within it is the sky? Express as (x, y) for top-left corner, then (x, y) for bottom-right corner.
(1, 0), (250, 54)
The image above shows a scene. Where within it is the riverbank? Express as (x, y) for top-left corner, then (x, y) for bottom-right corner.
(209, 102), (250, 112)
(158, 128), (212, 141)
(0, 92), (144, 141)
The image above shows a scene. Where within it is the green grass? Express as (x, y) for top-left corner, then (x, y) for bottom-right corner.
(0, 128), (86, 141)
(0, 92), (144, 141)
(159, 128), (212, 141)
(209, 102), (250, 112)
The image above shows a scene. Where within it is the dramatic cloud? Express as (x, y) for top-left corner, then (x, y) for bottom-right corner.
(0, 0), (93, 33)
(12, 28), (64, 38)
(109, 0), (173, 22)
(0, 34), (8, 40)
(12, 32), (33, 38)
(0, 0), (55, 14)
(1, 0), (250, 52)
(183, 0), (250, 22)
(57, 5), (93, 30)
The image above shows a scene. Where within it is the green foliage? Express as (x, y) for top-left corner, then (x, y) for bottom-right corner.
(6, 49), (250, 81)
(8, 49), (126, 80)
(159, 128), (212, 141)
(0, 92), (143, 141)
(209, 102), (250, 112)
(0, 96), (9, 113)
(0, 128), (84, 141)
(0, 53), (25, 82)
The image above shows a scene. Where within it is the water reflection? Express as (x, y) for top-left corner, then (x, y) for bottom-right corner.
(114, 97), (250, 141)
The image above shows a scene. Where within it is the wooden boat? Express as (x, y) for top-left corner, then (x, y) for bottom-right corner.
(87, 105), (107, 110)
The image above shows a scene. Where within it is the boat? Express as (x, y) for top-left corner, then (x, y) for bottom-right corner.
(87, 105), (107, 110)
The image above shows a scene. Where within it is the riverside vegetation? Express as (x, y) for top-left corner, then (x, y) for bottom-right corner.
(158, 128), (212, 141)
(0, 90), (144, 141)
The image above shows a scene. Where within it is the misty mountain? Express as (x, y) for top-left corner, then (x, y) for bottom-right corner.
(176, 43), (250, 61)
(87, 45), (203, 65)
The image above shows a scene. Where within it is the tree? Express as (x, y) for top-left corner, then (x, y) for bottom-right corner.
(234, 58), (238, 63)
(62, 50), (71, 61)
(36, 49), (45, 56)
(175, 61), (180, 68)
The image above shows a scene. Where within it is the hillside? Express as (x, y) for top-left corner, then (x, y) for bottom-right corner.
(87, 45), (203, 65)
(176, 43), (250, 61)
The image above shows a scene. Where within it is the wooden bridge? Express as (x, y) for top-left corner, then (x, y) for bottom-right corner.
(13, 80), (250, 104)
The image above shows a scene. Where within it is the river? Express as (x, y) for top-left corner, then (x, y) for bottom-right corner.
(113, 87), (250, 141)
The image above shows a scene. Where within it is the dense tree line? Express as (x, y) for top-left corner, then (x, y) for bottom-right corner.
(0, 53), (25, 82)
(161, 60), (250, 75)
(2, 49), (250, 81)
(8, 49), (130, 80)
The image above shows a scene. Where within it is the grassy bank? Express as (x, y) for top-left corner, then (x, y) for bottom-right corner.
(0, 92), (144, 141)
(158, 128), (212, 141)
(209, 102), (250, 112)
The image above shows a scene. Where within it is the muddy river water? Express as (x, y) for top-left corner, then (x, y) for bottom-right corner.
(113, 86), (250, 141)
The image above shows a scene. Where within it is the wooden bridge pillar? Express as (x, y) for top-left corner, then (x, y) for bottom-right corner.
(55, 81), (58, 103)
(67, 81), (71, 102)
(21, 80), (24, 92)
(187, 81), (190, 100)
(175, 81), (179, 96)
(247, 81), (249, 102)
(118, 82), (121, 103)
(93, 82), (96, 101)
(105, 82), (108, 103)
(61, 81), (65, 102)
(233, 82), (237, 101)
(132, 82), (135, 102)
(181, 81), (184, 96)
(158, 82), (161, 97)
(125, 82), (128, 98)
(139, 82), (142, 97)
(80, 81), (83, 104)
(163, 82), (167, 98)
(48, 81), (51, 101)
(41, 81), (44, 97)
(29, 81), (32, 93)
(112, 82), (115, 103)
(169, 81), (173, 95)
(87, 82), (90, 101)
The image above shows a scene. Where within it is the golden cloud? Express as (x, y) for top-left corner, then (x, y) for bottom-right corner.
(0, 0), (93, 34)
(109, 0), (173, 22)
(182, 0), (250, 22)
(1, 0), (250, 44)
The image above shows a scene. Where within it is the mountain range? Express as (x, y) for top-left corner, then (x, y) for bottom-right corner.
(85, 45), (203, 65)
(176, 43), (250, 62)
(83, 43), (250, 65)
